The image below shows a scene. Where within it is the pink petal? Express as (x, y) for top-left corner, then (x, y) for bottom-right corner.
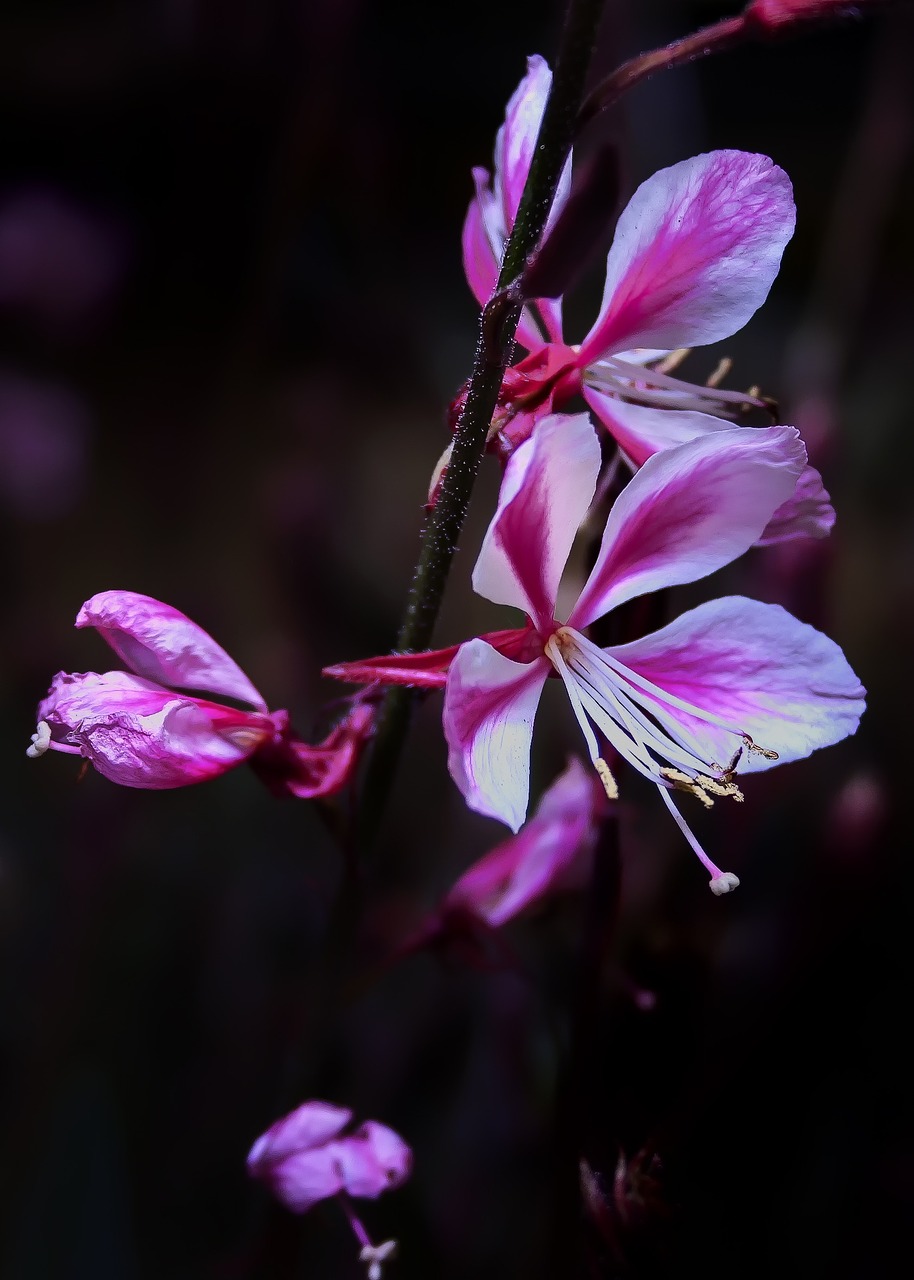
(443, 640), (550, 832)
(323, 628), (539, 690)
(76, 590), (266, 710)
(461, 168), (551, 352)
(582, 389), (738, 467)
(445, 757), (602, 926)
(252, 1147), (345, 1214)
(569, 426), (806, 629)
(756, 463), (835, 544)
(246, 1100), (352, 1171)
(496, 56), (557, 230)
(39, 669), (271, 788)
(335, 1121), (413, 1199)
(607, 595), (865, 772)
(473, 412), (599, 630)
(579, 151), (795, 362)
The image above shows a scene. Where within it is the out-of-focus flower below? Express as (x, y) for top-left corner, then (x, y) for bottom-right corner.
(246, 1099), (412, 1214)
(440, 757), (606, 928)
(28, 590), (372, 796)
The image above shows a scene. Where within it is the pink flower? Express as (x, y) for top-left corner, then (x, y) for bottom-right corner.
(340, 415), (864, 891)
(28, 590), (372, 795)
(461, 59), (831, 543)
(442, 756), (606, 928)
(247, 1100), (412, 1215)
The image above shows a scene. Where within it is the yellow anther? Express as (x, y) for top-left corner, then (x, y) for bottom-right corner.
(742, 734), (779, 761)
(595, 757), (619, 801)
(660, 767), (714, 809)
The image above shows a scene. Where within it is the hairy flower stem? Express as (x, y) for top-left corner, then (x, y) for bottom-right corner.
(356, 0), (607, 848)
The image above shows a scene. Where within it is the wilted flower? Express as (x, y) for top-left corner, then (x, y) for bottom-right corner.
(458, 57), (831, 544)
(247, 1099), (412, 1214)
(28, 590), (372, 796)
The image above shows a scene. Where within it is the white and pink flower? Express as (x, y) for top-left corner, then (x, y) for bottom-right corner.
(461, 57), (831, 544)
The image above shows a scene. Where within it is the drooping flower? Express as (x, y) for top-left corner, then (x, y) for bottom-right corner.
(330, 415), (865, 891)
(459, 57), (831, 543)
(28, 590), (372, 795)
(247, 1100), (412, 1215)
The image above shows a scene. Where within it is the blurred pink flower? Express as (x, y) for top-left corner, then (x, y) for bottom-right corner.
(441, 757), (606, 928)
(0, 187), (128, 334)
(247, 1100), (412, 1214)
(28, 590), (372, 794)
(459, 58), (831, 543)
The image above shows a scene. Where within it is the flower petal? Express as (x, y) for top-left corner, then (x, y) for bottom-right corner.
(607, 595), (865, 772)
(569, 426), (806, 629)
(246, 1100), (352, 1171)
(756, 462), (835, 543)
(252, 1147), (345, 1213)
(582, 389), (738, 467)
(443, 640), (550, 832)
(579, 151), (795, 361)
(251, 703), (375, 800)
(474, 412), (599, 630)
(76, 590), (266, 710)
(445, 757), (602, 925)
(39, 669), (271, 788)
(335, 1121), (413, 1199)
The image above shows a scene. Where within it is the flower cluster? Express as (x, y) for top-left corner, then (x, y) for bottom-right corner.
(328, 58), (865, 893)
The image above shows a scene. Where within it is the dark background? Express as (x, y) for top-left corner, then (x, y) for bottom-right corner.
(0, 2), (911, 1277)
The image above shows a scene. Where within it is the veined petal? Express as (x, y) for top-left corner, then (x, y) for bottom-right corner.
(443, 640), (550, 832)
(579, 151), (795, 361)
(606, 596), (865, 772)
(582, 389), (738, 467)
(569, 426), (806, 628)
(757, 463), (835, 543)
(474, 412), (599, 629)
(77, 590), (266, 710)
(445, 757), (602, 926)
(39, 669), (271, 788)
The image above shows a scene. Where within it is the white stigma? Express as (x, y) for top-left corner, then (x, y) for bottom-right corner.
(709, 872), (740, 896)
(360, 1239), (398, 1280)
(26, 721), (52, 758)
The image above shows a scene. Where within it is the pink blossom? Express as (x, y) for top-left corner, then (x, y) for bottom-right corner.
(247, 1100), (412, 1214)
(28, 590), (372, 794)
(461, 59), (831, 544)
(334, 416), (865, 891)
(442, 757), (606, 927)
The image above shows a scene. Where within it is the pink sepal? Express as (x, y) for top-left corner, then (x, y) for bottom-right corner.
(323, 628), (542, 690)
(250, 703), (374, 799)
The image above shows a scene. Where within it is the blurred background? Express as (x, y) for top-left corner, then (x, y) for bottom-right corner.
(0, 1), (911, 1276)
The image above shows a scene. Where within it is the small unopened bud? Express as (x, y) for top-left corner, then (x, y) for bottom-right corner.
(744, 0), (874, 34)
(26, 720), (51, 758)
(709, 871), (740, 896)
